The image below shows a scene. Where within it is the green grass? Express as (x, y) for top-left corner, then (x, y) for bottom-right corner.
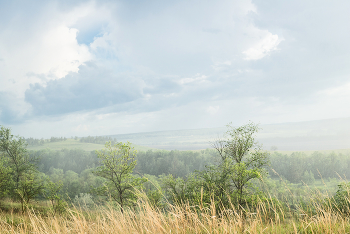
(26, 139), (155, 152)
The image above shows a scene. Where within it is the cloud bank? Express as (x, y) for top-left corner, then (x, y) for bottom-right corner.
(1, 0), (350, 137)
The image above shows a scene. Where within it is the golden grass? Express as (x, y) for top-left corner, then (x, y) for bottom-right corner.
(1, 196), (350, 234)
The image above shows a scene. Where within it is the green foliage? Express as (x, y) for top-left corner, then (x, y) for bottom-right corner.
(269, 151), (348, 183)
(44, 180), (67, 214)
(302, 170), (315, 185)
(161, 122), (270, 211)
(210, 122), (269, 208)
(15, 171), (45, 211)
(92, 141), (147, 211)
(143, 174), (164, 208)
(161, 174), (189, 203)
(79, 136), (116, 145)
(136, 149), (216, 178)
(0, 126), (44, 211)
(0, 156), (12, 199)
(31, 148), (98, 174)
(333, 182), (350, 214)
(73, 193), (94, 209)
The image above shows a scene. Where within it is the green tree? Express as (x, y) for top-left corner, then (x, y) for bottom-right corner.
(162, 122), (269, 210)
(16, 171), (45, 211)
(0, 126), (43, 211)
(213, 122), (270, 207)
(92, 141), (146, 212)
(302, 170), (315, 185)
(0, 155), (12, 199)
(44, 180), (67, 214)
(333, 182), (350, 214)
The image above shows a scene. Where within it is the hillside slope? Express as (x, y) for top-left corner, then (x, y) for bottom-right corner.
(108, 117), (350, 151)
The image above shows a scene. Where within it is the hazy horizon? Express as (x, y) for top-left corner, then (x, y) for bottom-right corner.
(22, 117), (350, 152)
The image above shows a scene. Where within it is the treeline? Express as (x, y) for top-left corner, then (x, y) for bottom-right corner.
(79, 136), (116, 144)
(25, 137), (67, 146)
(30, 148), (217, 177)
(24, 147), (350, 208)
(269, 151), (350, 183)
(25, 148), (217, 201)
(31, 148), (350, 185)
(29, 149), (98, 174)
(32, 148), (350, 184)
(136, 149), (217, 178)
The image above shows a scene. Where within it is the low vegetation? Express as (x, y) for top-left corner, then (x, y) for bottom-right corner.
(1, 189), (350, 233)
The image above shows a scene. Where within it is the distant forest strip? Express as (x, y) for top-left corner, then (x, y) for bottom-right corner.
(25, 136), (116, 146)
(30, 148), (350, 180)
(29, 149), (350, 198)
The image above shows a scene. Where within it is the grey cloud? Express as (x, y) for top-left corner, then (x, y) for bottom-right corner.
(0, 92), (23, 124)
(24, 63), (185, 117)
(25, 63), (144, 116)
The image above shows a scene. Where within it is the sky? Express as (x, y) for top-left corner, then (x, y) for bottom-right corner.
(1, 0), (350, 138)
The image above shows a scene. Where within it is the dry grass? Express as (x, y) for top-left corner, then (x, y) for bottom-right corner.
(1, 195), (350, 234)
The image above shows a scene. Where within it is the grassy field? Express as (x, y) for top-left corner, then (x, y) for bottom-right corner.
(26, 138), (155, 152)
(1, 192), (350, 234)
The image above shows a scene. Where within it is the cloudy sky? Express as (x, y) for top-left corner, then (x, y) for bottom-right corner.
(1, 0), (350, 138)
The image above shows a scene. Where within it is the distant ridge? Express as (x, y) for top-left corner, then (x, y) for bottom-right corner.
(107, 117), (350, 151)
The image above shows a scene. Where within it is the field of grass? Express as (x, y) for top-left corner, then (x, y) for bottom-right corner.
(1, 192), (350, 234)
(26, 139), (155, 152)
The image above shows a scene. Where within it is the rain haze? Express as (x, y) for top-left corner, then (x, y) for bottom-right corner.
(1, 0), (350, 150)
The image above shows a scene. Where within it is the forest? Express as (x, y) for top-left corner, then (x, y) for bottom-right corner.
(1, 123), (350, 233)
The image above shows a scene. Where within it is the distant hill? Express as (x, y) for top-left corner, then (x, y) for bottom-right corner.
(108, 117), (350, 151)
(26, 139), (154, 152)
(26, 117), (350, 152)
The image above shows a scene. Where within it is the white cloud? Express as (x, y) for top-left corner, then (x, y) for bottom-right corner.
(243, 33), (283, 60)
(0, 4), (94, 96)
(179, 74), (208, 85)
(206, 106), (220, 115)
(211, 60), (232, 71)
(36, 25), (91, 78)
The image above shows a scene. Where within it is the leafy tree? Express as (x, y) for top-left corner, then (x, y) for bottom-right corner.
(44, 180), (67, 214)
(0, 126), (43, 211)
(16, 172), (45, 211)
(92, 141), (147, 212)
(162, 122), (269, 210)
(0, 155), (12, 199)
(333, 182), (350, 214)
(212, 122), (269, 207)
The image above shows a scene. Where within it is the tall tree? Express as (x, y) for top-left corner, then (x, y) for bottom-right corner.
(162, 122), (270, 210)
(213, 122), (270, 207)
(0, 154), (12, 200)
(93, 141), (146, 212)
(0, 126), (43, 211)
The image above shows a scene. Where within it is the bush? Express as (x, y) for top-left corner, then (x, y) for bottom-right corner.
(333, 182), (350, 214)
